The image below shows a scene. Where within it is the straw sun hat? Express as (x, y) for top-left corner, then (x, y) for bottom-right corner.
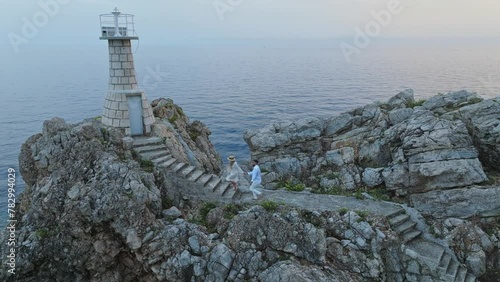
(227, 155), (236, 162)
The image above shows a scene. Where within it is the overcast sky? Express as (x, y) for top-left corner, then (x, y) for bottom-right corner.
(1, 0), (500, 48)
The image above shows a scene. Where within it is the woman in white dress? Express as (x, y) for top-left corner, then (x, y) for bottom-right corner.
(225, 155), (244, 191)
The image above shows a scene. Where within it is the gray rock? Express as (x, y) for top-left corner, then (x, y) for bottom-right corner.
(409, 186), (500, 219)
(389, 108), (413, 125)
(42, 117), (70, 137)
(325, 113), (353, 136)
(126, 229), (142, 250)
(387, 89), (414, 109)
(206, 244), (235, 281)
(422, 90), (479, 111)
(188, 236), (201, 255)
(162, 206), (182, 220)
(457, 99), (500, 169)
(362, 168), (384, 187)
(258, 261), (342, 282)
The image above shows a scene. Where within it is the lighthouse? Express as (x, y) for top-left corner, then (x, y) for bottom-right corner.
(99, 8), (155, 136)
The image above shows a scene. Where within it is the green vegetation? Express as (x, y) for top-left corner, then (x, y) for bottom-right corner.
(194, 202), (217, 227)
(408, 99), (426, 108)
(324, 172), (339, 180)
(338, 207), (349, 216)
(311, 185), (344, 195)
(131, 150), (139, 159)
(354, 189), (364, 200)
(162, 197), (174, 209)
(35, 229), (50, 239)
(168, 113), (178, 124)
(300, 210), (325, 227)
(139, 159), (155, 173)
(468, 97), (483, 104)
(366, 188), (391, 201)
(188, 128), (200, 140)
(260, 200), (280, 212)
(94, 116), (102, 120)
(223, 204), (243, 219)
(355, 210), (369, 222)
(279, 180), (305, 192)
(35, 225), (60, 239)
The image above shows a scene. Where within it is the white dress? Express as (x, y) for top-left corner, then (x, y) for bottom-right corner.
(225, 162), (244, 182)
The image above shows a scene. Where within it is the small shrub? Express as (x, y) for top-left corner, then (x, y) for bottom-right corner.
(468, 97), (483, 104)
(168, 114), (178, 124)
(260, 200), (279, 212)
(324, 172), (339, 180)
(223, 204), (243, 219)
(198, 202), (217, 226)
(284, 181), (305, 192)
(131, 150), (139, 159)
(355, 210), (369, 221)
(408, 99), (426, 109)
(162, 197), (174, 209)
(339, 207), (349, 216)
(188, 129), (200, 140)
(367, 188), (391, 201)
(139, 159), (155, 173)
(300, 210), (325, 227)
(35, 229), (49, 239)
(354, 189), (364, 200)
(312, 185), (344, 195)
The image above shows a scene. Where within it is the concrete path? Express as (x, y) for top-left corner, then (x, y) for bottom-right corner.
(233, 188), (402, 217)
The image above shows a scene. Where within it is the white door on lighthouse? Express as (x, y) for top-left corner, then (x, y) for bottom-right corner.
(127, 96), (144, 135)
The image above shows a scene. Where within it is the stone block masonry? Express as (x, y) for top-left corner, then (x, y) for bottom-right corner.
(101, 39), (155, 135)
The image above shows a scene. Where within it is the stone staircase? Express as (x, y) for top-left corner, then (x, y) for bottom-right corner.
(386, 209), (476, 282)
(132, 136), (236, 199)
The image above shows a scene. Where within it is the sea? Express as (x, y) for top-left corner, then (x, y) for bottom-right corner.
(1, 38), (500, 228)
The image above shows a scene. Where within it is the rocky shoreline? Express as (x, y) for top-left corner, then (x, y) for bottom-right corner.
(1, 91), (499, 281)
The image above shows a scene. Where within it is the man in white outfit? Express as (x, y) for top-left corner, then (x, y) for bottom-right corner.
(248, 160), (263, 200)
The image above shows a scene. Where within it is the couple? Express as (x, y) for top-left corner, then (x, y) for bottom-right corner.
(225, 156), (263, 200)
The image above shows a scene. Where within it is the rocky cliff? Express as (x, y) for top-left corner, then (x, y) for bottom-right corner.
(244, 90), (500, 280)
(0, 116), (398, 281)
(1, 93), (499, 281)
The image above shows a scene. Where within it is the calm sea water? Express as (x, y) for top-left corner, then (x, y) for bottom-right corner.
(1, 39), (500, 227)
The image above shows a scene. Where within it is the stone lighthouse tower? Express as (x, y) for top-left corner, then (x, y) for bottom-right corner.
(99, 8), (155, 135)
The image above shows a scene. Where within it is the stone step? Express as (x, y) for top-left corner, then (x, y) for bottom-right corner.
(188, 170), (204, 182)
(403, 230), (422, 243)
(464, 273), (476, 282)
(133, 137), (163, 147)
(197, 174), (213, 187)
(181, 166), (196, 178)
(224, 187), (236, 198)
(207, 176), (222, 192)
(134, 144), (166, 154)
(152, 154), (173, 165)
(140, 150), (169, 161)
(438, 253), (452, 276)
(395, 220), (417, 235)
(446, 259), (459, 278)
(158, 158), (177, 169)
(386, 208), (405, 219)
(389, 213), (410, 227)
(215, 182), (231, 195)
(455, 267), (467, 282)
(172, 162), (188, 173)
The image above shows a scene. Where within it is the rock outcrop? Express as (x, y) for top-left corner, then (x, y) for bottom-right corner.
(151, 98), (222, 174)
(244, 90), (495, 196)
